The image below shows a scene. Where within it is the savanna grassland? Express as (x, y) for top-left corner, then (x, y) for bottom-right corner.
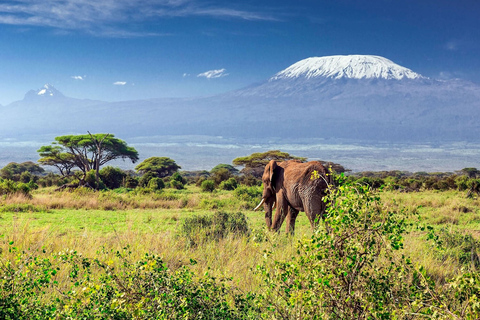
(1, 181), (480, 319)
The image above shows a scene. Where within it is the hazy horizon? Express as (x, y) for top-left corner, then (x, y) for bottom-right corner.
(1, 136), (479, 173)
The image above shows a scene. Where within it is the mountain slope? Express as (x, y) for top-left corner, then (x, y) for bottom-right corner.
(271, 55), (424, 80)
(1, 55), (480, 143)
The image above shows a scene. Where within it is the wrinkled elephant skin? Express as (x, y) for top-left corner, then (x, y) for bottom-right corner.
(256, 160), (332, 234)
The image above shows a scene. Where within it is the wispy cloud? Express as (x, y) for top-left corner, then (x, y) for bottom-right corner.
(72, 75), (85, 80)
(0, 0), (277, 37)
(445, 40), (459, 51)
(113, 81), (127, 85)
(197, 68), (229, 79)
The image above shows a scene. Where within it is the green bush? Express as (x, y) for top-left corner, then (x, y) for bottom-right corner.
(0, 179), (34, 196)
(219, 177), (238, 191)
(211, 168), (232, 185)
(170, 172), (186, 184)
(169, 172), (185, 189)
(138, 171), (157, 187)
(254, 173), (442, 319)
(99, 166), (126, 189)
(180, 211), (250, 246)
(0, 246), (256, 320)
(124, 175), (139, 189)
(240, 175), (261, 187)
(201, 179), (215, 192)
(169, 179), (184, 190)
(84, 170), (106, 190)
(37, 173), (69, 188)
(148, 177), (165, 191)
(234, 185), (262, 209)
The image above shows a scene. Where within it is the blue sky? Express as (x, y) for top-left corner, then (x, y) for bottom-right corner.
(0, 0), (479, 105)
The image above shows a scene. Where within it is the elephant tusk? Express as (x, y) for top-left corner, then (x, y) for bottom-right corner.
(254, 198), (265, 211)
(272, 202), (276, 210)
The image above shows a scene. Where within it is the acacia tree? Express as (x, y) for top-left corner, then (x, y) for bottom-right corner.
(38, 133), (139, 187)
(37, 145), (76, 176)
(135, 157), (180, 178)
(233, 150), (348, 177)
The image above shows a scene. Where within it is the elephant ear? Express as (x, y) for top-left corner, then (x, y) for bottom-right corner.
(268, 160), (278, 191)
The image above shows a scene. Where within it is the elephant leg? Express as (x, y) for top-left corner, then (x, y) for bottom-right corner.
(271, 192), (288, 232)
(285, 207), (299, 235)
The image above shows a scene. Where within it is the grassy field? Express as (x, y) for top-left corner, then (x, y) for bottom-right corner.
(2, 186), (479, 281)
(1, 185), (480, 318)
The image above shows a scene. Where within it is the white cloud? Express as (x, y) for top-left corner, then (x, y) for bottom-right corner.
(72, 75), (85, 80)
(197, 68), (228, 79)
(0, 0), (277, 37)
(113, 81), (127, 85)
(183, 73), (190, 77)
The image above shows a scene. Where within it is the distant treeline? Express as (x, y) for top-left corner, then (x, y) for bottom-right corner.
(346, 168), (480, 195)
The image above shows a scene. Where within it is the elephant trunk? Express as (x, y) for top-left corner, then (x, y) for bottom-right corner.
(255, 197), (275, 229)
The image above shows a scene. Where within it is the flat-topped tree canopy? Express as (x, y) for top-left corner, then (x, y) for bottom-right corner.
(233, 150), (307, 169)
(135, 157), (181, 178)
(232, 150), (307, 178)
(38, 133), (138, 186)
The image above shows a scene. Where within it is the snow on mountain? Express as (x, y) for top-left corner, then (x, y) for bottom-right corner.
(2, 55), (480, 144)
(270, 55), (424, 81)
(23, 84), (65, 101)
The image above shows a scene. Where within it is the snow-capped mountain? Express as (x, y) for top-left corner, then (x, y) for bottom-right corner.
(23, 84), (65, 100)
(270, 55), (423, 80)
(1, 55), (480, 143)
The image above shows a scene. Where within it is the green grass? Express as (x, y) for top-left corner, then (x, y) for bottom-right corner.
(2, 184), (480, 318)
(0, 184), (316, 237)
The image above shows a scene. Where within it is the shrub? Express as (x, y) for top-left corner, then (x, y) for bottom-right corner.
(0, 246), (256, 320)
(234, 185), (262, 208)
(254, 173), (441, 319)
(180, 211), (250, 246)
(170, 172), (186, 184)
(201, 179), (215, 192)
(124, 175), (139, 189)
(219, 177), (238, 190)
(195, 176), (207, 187)
(455, 175), (470, 191)
(0, 179), (34, 196)
(169, 172), (185, 189)
(37, 172), (69, 188)
(169, 179), (184, 190)
(84, 170), (106, 190)
(211, 168), (232, 185)
(138, 171), (157, 187)
(148, 177), (165, 191)
(240, 175), (261, 187)
(99, 166), (126, 189)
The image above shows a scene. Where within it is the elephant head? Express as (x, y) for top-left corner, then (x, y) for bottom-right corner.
(254, 160), (283, 229)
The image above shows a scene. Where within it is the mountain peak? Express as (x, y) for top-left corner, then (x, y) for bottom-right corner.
(24, 84), (65, 100)
(270, 55), (425, 81)
(36, 84), (62, 97)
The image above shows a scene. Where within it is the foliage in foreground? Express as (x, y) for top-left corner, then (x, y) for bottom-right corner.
(2, 177), (480, 319)
(0, 245), (257, 320)
(254, 174), (480, 319)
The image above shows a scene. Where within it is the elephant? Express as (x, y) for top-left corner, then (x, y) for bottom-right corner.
(254, 160), (332, 234)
